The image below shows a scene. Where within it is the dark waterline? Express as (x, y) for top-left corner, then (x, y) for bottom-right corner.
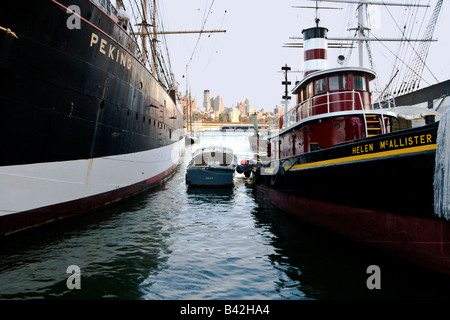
(1, 131), (450, 300)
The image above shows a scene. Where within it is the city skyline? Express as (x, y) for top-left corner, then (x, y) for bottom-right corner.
(161, 1), (449, 114)
(188, 89), (287, 115)
(181, 89), (285, 124)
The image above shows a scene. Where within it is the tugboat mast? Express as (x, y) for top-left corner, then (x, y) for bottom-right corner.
(303, 0), (432, 68)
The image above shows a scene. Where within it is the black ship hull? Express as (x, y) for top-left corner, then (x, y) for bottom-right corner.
(0, 0), (184, 236)
(254, 121), (450, 275)
(256, 122), (438, 216)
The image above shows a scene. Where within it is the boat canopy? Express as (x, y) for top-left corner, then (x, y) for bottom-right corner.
(192, 146), (233, 156)
(190, 146), (236, 167)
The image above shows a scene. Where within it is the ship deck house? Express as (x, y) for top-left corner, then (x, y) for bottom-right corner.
(292, 67), (375, 118)
(269, 67), (394, 160)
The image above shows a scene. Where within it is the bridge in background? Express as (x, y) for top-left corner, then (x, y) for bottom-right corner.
(184, 122), (270, 131)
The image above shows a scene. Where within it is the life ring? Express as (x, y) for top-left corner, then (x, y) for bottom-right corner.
(279, 117), (283, 129)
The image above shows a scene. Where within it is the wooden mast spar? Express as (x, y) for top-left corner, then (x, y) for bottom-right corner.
(127, 0), (226, 133)
(130, 0), (226, 74)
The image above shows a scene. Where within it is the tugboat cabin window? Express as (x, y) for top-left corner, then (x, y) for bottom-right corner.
(314, 78), (326, 94)
(353, 75), (367, 91)
(306, 82), (313, 99)
(329, 75), (347, 91)
(300, 89), (305, 102)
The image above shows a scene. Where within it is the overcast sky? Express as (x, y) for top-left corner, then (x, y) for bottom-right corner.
(156, 0), (450, 112)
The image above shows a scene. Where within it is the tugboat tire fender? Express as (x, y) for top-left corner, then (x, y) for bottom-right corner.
(270, 166), (285, 189)
(253, 167), (263, 184)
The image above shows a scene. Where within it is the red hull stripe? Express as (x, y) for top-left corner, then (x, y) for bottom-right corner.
(260, 184), (450, 275)
(304, 49), (327, 61)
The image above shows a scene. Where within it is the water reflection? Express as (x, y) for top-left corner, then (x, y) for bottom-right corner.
(251, 185), (450, 300)
(0, 191), (171, 299)
(186, 186), (236, 204)
(2, 131), (450, 300)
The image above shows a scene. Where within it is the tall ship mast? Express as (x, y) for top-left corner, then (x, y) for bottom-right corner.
(289, 0), (443, 101)
(0, 0), (186, 236)
(250, 0), (450, 275)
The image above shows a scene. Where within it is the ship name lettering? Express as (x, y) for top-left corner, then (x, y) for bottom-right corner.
(90, 32), (132, 71)
(379, 134), (432, 150)
(352, 143), (374, 155)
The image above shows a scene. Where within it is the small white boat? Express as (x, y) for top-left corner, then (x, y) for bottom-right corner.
(186, 146), (238, 187)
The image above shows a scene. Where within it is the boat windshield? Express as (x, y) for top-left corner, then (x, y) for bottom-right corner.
(191, 147), (235, 167)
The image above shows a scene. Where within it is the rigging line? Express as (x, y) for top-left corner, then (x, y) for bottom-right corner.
(121, 2), (141, 58)
(365, 41), (380, 92)
(201, 0), (210, 28)
(382, 0), (414, 91)
(364, 6), (381, 94)
(339, 2), (354, 58)
(403, 0), (432, 84)
(190, 0), (216, 63)
(389, 3), (412, 57)
(414, 0), (431, 42)
(138, 0), (159, 77)
(188, 0), (216, 66)
(343, 3), (356, 64)
(401, 0), (425, 86)
(381, 0), (437, 93)
(398, 0), (440, 92)
(155, 0), (174, 86)
(407, 0), (437, 76)
(130, 0), (150, 67)
(206, 9), (227, 66)
(391, 0), (415, 88)
(367, 29), (431, 87)
(148, 1), (165, 80)
(123, 1), (144, 63)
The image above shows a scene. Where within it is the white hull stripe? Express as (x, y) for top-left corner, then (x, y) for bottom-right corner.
(0, 139), (185, 216)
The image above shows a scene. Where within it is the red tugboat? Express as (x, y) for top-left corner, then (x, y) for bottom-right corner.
(253, 21), (450, 275)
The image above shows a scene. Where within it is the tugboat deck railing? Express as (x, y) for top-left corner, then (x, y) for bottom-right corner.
(270, 90), (396, 137)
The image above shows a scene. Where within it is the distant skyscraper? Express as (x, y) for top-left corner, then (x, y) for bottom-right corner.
(243, 99), (256, 115)
(229, 108), (240, 123)
(212, 95), (224, 112)
(203, 90), (211, 111)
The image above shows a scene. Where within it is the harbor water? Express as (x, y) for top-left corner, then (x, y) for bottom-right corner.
(1, 131), (450, 301)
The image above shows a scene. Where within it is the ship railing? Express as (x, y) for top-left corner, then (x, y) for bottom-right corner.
(269, 90), (391, 137)
(371, 91), (397, 110)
